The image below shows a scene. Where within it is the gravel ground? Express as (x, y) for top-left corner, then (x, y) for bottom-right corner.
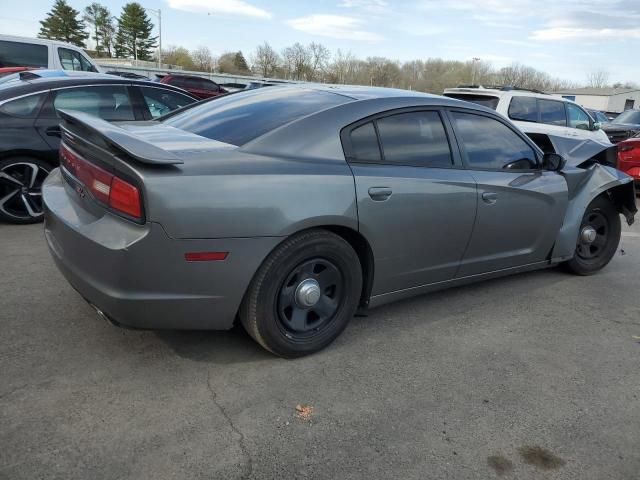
(1, 220), (639, 480)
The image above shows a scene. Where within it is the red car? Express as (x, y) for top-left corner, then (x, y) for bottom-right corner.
(159, 74), (227, 99)
(618, 134), (640, 188)
(0, 66), (33, 78)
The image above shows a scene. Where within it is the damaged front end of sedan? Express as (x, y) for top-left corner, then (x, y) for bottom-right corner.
(549, 135), (637, 262)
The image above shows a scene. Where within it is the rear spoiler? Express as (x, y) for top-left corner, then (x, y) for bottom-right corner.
(58, 109), (183, 165)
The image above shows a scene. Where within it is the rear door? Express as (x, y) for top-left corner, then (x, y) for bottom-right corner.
(34, 84), (139, 151)
(344, 108), (478, 295)
(448, 109), (568, 276)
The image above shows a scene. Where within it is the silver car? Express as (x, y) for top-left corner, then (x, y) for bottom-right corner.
(42, 86), (637, 357)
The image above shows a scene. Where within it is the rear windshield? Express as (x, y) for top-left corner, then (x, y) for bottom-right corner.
(444, 93), (499, 110)
(613, 110), (640, 125)
(0, 40), (48, 68)
(162, 87), (350, 146)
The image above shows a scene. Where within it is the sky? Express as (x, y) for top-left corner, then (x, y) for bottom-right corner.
(0, 0), (638, 84)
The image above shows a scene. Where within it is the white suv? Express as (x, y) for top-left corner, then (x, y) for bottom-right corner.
(443, 86), (611, 150)
(0, 35), (101, 73)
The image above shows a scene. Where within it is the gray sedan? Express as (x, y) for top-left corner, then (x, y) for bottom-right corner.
(42, 86), (637, 357)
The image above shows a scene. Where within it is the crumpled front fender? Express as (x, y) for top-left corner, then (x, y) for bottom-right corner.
(551, 164), (637, 261)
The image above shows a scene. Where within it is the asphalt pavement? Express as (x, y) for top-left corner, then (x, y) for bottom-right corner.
(1, 220), (639, 479)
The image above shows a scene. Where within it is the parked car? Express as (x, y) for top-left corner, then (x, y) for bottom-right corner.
(617, 133), (640, 188)
(106, 70), (151, 80)
(0, 66), (34, 78)
(158, 74), (227, 99)
(443, 86), (611, 152)
(602, 109), (640, 144)
(0, 70), (198, 224)
(586, 108), (610, 125)
(0, 34), (101, 72)
(41, 86), (636, 357)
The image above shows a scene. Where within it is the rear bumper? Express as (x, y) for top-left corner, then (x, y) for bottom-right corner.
(43, 168), (282, 330)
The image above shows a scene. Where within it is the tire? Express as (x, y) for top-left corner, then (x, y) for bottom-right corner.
(0, 157), (52, 225)
(240, 229), (362, 358)
(565, 195), (621, 275)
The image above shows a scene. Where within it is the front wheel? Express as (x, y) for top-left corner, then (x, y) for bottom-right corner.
(240, 230), (362, 358)
(565, 195), (621, 275)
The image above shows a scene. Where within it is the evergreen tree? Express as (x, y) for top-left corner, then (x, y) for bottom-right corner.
(38, 0), (88, 47)
(83, 2), (110, 55)
(114, 3), (156, 60)
(233, 51), (250, 73)
(97, 10), (116, 57)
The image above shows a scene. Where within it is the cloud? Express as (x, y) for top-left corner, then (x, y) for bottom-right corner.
(286, 14), (383, 42)
(531, 27), (640, 41)
(339, 0), (389, 14)
(167, 0), (271, 19)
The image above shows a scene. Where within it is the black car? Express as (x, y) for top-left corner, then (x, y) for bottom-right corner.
(0, 70), (199, 224)
(105, 70), (151, 80)
(601, 109), (640, 144)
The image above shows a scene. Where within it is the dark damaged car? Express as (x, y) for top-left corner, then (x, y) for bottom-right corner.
(42, 86), (637, 357)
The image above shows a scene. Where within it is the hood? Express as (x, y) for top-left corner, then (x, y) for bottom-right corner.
(603, 122), (640, 131)
(547, 135), (617, 169)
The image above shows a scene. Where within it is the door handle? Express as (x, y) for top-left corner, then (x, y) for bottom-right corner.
(368, 187), (392, 201)
(481, 192), (498, 204)
(45, 126), (61, 137)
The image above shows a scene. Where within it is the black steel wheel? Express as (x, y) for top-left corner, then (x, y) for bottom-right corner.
(240, 230), (362, 358)
(277, 258), (343, 336)
(0, 158), (52, 224)
(566, 195), (621, 275)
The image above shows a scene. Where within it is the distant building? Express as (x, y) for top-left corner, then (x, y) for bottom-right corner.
(549, 88), (640, 115)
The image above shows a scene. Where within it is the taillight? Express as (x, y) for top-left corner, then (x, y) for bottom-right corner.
(109, 177), (141, 218)
(60, 143), (142, 220)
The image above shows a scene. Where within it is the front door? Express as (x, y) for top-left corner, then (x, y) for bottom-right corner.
(447, 110), (568, 277)
(343, 109), (478, 296)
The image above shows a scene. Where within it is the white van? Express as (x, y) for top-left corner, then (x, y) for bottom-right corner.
(0, 35), (101, 72)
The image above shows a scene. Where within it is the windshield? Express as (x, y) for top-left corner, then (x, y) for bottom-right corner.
(443, 93), (499, 110)
(613, 110), (640, 125)
(162, 87), (350, 146)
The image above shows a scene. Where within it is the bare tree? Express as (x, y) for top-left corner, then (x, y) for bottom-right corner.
(251, 41), (280, 77)
(308, 42), (331, 81)
(587, 69), (610, 89)
(191, 46), (214, 72)
(281, 43), (311, 80)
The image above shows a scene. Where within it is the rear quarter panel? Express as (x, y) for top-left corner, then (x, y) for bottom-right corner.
(141, 151), (359, 239)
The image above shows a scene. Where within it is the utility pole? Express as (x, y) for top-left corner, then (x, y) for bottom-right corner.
(146, 8), (162, 68)
(471, 57), (480, 85)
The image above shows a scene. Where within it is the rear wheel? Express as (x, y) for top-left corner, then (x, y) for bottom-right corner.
(0, 158), (52, 224)
(240, 230), (362, 358)
(566, 195), (621, 275)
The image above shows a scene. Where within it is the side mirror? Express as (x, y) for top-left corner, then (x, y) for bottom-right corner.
(592, 121), (601, 131)
(542, 153), (566, 171)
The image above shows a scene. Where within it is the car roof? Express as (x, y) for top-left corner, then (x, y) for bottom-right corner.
(0, 70), (198, 100)
(0, 34), (85, 49)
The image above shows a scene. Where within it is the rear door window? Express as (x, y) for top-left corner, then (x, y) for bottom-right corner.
(508, 97), (538, 122)
(376, 111), (452, 167)
(52, 85), (135, 121)
(0, 40), (48, 68)
(451, 111), (538, 170)
(58, 48), (95, 72)
(539, 99), (567, 126)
